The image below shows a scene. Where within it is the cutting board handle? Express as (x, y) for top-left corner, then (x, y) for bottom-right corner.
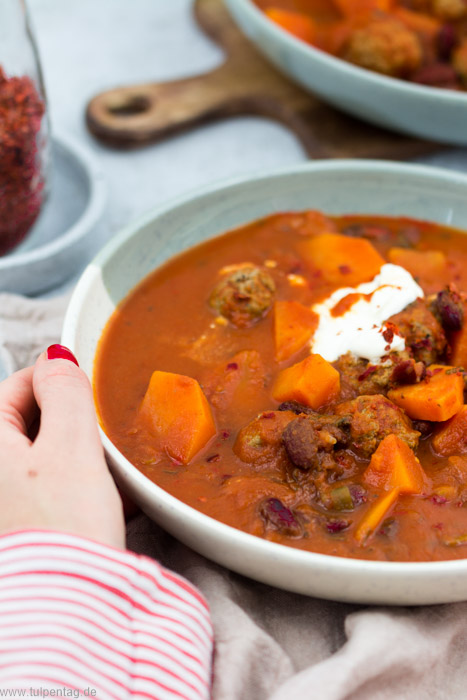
(86, 0), (439, 159)
(86, 64), (252, 148)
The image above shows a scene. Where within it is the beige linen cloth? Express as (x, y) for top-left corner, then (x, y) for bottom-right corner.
(2, 291), (467, 700)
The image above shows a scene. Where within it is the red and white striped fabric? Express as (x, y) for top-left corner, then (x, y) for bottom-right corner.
(0, 531), (213, 699)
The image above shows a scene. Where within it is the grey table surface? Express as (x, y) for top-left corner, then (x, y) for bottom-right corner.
(28, 0), (307, 298)
(25, 0), (467, 299)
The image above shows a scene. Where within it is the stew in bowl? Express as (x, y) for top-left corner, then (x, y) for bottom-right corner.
(95, 203), (467, 562)
(224, 0), (467, 144)
(63, 160), (467, 603)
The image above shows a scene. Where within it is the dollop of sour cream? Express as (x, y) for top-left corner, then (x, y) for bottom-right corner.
(310, 263), (424, 363)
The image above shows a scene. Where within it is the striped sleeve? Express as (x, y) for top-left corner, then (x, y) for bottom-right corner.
(0, 531), (213, 699)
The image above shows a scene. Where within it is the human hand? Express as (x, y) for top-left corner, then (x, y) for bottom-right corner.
(0, 345), (125, 549)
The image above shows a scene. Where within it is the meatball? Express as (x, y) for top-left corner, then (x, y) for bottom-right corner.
(234, 410), (296, 468)
(282, 413), (350, 471)
(453, 38), (467, 85)
(335, 394), (420, 457)
(335, 350), (425, 397)
(342, 18), (422, 77)
(431, 0), (467, 20)
(389, 299), (447, 364)
(209, 265), (275, 328)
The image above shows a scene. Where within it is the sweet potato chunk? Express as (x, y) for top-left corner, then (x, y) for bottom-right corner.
(139, 371), (216, 464)
(388, 365), (464, 422)
(432, 406), (467, 456)
(363, 434), (429, 494)
(272, 354), (340, 409)
(299, 233), (384, 286)
(274, 301), (318, 362)
(354, 488), (399, 544)
(265, 8), (317, 43)
(387, 247), (446, 283)
(357, 432), (429, 545)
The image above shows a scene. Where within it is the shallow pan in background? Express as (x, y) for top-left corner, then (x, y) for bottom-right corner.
(224, 0), (467, 146)
(63, 160), (467, 605)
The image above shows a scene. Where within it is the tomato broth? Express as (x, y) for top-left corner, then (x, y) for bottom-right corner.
(95, 211), (467, 561)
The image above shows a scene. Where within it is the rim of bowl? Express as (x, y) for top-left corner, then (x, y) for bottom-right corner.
(0, 132), (106, 270)
(229, 0), (467, 105)
(63, 158), (467, 578)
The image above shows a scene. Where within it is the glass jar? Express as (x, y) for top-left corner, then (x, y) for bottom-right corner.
(0, 0), (49, 255)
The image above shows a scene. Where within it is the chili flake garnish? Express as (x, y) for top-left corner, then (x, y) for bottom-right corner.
(382, 321), (398, 344)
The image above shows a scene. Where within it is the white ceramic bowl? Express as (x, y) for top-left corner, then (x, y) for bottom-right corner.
(63, 160), (467, 605)
(224, 0), (467, 146)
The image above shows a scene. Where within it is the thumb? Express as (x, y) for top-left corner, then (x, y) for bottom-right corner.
(33, 345), (103, 451)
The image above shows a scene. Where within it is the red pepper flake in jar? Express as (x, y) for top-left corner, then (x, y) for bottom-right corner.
(0, 67), (46, 255)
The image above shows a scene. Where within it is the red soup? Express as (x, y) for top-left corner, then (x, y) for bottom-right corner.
(95, 210), (467, 562)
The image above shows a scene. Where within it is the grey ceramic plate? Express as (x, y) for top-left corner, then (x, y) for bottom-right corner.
(0, 133), (106, 296)
(64, 160), (467, 605)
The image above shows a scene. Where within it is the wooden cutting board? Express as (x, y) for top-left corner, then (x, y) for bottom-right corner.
(86, 0), (442, 158)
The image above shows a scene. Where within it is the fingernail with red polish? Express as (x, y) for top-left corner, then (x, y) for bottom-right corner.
(47, 344), (79, 366)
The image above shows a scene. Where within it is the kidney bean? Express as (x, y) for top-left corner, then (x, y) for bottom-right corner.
(349, 485), (367, 508)
(260, 498), (302, 537)
(391, 359), (426, 385)
(435, 286), (464, 331)
(412, 420), (433, 437)
(411, 63), (459, 89)
(326, 518), (350, 534)
(437, 24), (458, 61)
